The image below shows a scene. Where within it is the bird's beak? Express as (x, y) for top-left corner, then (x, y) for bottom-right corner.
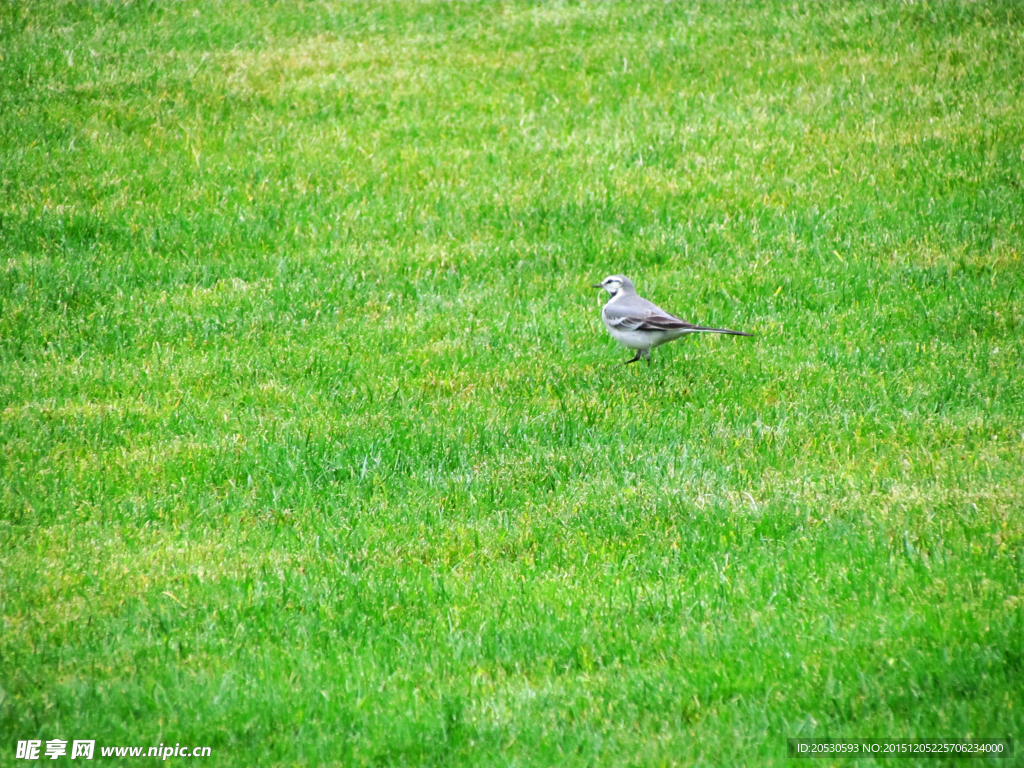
(591, 283), (603, 289)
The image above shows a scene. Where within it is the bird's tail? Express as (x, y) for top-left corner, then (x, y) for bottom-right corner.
(691, 326), (753, 337)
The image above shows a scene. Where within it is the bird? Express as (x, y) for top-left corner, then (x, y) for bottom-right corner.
(594, 275), (752, 365)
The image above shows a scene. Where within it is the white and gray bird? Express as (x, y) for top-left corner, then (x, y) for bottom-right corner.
(594, 275), (752, 365)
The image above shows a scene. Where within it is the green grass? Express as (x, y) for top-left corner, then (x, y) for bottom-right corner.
(2, 1), (1023, 765)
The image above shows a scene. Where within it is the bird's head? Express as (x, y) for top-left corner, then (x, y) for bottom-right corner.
(592, 275), (635, 297)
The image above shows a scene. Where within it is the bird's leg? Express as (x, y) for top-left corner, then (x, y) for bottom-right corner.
(625, 350), (643, 365)
(642, 349), (651, 366)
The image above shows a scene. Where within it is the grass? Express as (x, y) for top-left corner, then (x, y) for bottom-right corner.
(2, 1), (1023, 765)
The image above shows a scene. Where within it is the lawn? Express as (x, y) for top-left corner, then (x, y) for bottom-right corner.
(2, 1), (1023, 765)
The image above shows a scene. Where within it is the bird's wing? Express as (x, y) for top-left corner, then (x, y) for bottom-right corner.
(604, 297), (698, 332)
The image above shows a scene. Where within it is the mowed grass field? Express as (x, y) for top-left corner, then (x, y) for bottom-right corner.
(2, 1), (1024, 765)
